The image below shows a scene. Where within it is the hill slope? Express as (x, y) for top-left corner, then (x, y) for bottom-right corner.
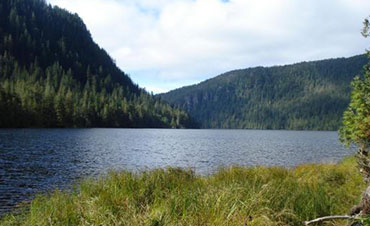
(0, 0), (196, 128)
(160, 55), (368, 130)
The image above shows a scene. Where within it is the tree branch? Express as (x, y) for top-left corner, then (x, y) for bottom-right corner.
(304, 215), (355, 225)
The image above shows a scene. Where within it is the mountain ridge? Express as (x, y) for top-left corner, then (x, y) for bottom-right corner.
(160, 55), (365, 95)
(0, 0), (196, 128)
(159, 54), (368, 130)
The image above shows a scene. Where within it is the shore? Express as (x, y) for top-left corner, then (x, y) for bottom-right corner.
(0, 157), (366, 225)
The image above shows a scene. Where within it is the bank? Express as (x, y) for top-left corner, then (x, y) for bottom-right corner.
(0, 157), (366, 225)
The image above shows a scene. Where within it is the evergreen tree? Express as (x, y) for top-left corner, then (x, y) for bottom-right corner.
(339, 18), (370, 217)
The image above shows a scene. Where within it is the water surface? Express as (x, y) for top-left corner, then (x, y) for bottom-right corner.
(0, 129), (354, 214)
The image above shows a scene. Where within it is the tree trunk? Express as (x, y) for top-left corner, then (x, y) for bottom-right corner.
(362, 185), (370, 215)
(357, 145), (370, 183)
(355, 145), (370, 215)
(349, 146), (370, 216)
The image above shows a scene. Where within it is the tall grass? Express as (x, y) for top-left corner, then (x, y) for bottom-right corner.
(1, 157), (365, 225)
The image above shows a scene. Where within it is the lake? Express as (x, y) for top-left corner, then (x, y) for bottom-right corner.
(0, 129), (354, 215)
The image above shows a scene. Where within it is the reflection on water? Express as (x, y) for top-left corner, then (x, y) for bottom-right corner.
(0, 129), (353, 214)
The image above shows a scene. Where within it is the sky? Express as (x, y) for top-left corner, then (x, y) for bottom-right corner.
(46, 0), (370, 93)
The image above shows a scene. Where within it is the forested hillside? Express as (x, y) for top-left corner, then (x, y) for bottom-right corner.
(0, 0), (196, 128)
(160, 55), (368, 130)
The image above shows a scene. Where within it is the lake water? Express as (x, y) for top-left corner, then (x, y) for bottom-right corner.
(0, 129), (354, 214)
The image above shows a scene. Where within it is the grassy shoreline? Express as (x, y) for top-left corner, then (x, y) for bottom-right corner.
(1, 157), (365, 225)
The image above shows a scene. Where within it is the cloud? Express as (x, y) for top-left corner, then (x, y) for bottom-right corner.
(47, 0), (370, 93)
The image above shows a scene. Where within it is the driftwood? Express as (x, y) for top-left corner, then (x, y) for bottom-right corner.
(304, 215), (355, 225)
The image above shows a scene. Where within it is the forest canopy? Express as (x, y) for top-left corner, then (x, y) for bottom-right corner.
(0, 0), (196, 128)
(160, 55), (367, 130)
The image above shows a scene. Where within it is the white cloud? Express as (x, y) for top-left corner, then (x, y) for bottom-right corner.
(47, 0), (370, 93)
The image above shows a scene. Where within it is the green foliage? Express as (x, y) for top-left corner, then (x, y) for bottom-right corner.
(160, 55), (367, 130)
(0, 0), (196, 128)
(339, 18), (370, 187)
(0, 157), (364, 226)
(363, 216), (370, 225)
(339, 60), (370, 147)
(340, 22), (370, 147)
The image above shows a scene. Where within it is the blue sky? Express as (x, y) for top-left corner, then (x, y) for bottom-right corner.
(47, 0), (370, 93)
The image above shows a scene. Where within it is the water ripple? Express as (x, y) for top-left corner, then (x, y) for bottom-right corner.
(0, 129), (354, 215)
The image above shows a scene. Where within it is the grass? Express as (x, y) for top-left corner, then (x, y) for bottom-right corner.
(0, 157), (366, 226)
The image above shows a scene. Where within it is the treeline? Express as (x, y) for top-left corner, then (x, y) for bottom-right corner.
(160, 55), (368, 130)
(0, 62), (195, 128)
(0, 0), (196, 128)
